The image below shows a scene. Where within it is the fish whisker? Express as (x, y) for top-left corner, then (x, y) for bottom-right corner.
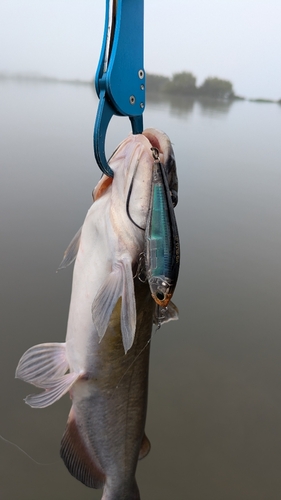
(126, 159), (145, 231)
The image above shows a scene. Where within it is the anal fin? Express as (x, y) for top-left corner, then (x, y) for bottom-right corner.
(60, 407), (105, 489)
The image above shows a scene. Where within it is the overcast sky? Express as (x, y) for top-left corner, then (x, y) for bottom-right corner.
(1, 0), (281, 99)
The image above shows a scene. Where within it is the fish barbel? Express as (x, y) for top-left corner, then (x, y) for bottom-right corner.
(15, 129), (179, 500)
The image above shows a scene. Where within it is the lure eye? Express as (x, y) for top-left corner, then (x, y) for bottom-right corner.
(156, 291), (165, 301)
(149, 277), (171, 306)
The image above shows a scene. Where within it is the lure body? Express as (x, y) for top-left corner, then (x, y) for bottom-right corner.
(145, 155), (180, 309)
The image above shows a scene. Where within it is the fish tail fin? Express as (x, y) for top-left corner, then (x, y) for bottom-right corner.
(92, 258), (136, 353)
(60, 407), (105, 489)
(15, 342), (79, 408)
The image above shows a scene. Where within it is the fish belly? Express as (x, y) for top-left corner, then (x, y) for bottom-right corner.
(60, 279), (154, 498)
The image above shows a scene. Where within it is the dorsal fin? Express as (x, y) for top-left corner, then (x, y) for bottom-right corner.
(57, 227), (82, 270)
(60, 407), (105, 489)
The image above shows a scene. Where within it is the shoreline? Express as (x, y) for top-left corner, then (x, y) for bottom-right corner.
(1, 71), (280, 105)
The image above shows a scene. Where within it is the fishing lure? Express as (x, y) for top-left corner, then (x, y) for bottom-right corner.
(144, 147), (180, 309)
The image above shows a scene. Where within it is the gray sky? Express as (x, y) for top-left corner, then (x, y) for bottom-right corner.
(1, 0), (281, 99)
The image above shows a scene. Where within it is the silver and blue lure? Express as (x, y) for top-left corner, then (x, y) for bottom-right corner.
(144, 147), (180, 309)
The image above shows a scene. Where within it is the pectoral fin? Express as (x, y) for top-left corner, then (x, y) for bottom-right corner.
(91, 265), (124, 342)
(91, 259), (136, 353)
(15, 342), (80, 408)
(120, 258), (136, 353)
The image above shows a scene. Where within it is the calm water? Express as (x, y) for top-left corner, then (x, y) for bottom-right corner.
(1, 80), (281, 500)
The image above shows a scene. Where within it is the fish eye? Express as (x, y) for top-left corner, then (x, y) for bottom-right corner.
(156, 291), (165, 301)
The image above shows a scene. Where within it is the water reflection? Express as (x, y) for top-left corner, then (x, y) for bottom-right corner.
(196, 95), (234, 116)
(146, 91), (234, 117)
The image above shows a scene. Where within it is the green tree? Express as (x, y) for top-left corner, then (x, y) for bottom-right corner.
(163, 71), (197, 95)
(146, 73), (169, 93)
(199, 77), (234, 98)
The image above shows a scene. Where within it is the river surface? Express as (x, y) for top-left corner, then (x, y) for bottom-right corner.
(1, 80), (281, 499)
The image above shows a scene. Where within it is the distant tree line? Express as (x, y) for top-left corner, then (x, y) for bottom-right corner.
(1, 71), (279, 103)
(146, 71), (236, 99)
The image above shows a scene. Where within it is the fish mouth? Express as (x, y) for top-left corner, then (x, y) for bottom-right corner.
(142, 128), (178, 207)
(142, 131), (162, 152)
